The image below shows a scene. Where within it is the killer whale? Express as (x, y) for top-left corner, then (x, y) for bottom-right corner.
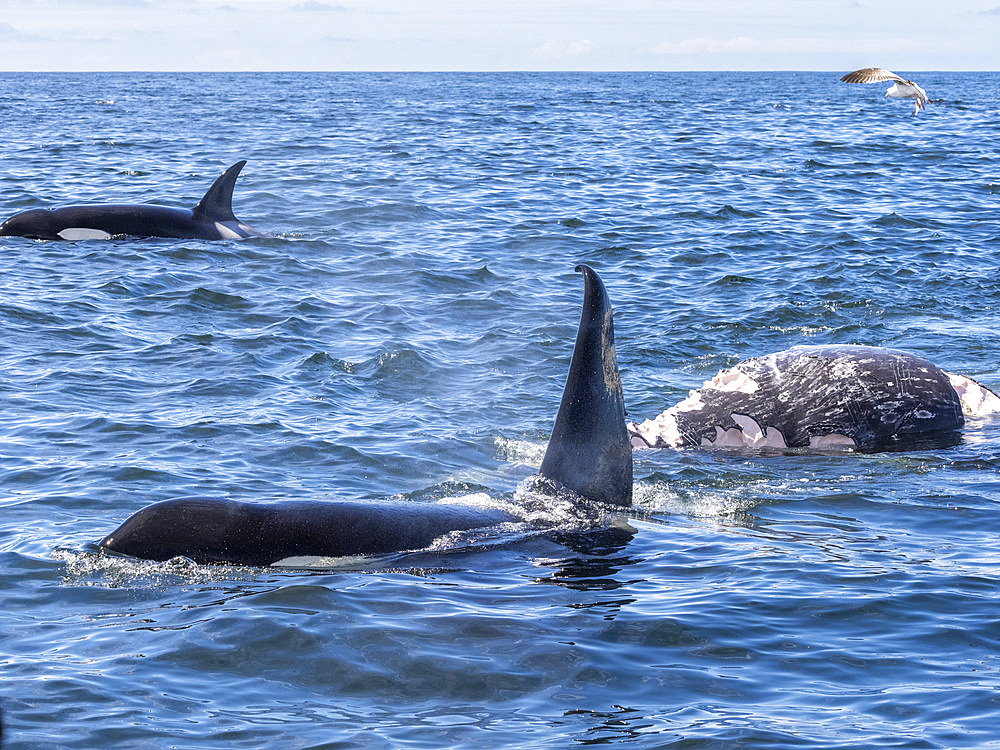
(0, 161), (261, 241)
(628, 345), (1000, 451)
(99, 265), (632, 566)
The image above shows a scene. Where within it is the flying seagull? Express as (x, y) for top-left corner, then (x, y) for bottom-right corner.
(840, 68), (929, 115)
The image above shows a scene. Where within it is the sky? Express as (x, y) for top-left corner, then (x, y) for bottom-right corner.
(2, 0), (1000, 72)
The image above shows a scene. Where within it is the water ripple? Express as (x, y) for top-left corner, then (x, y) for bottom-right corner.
(3, 71), (1000, 749)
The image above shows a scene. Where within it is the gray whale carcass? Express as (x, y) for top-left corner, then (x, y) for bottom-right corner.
(628, 345), (1000, 451)
(99, 265), (632, 567)
(0, 161), (261, 240)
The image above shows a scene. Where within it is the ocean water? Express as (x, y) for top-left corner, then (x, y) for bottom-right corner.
(2, 71), (1000, 748)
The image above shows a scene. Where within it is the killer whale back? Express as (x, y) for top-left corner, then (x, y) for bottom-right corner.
(0, 160), (259, 240)
(539, 264), (632, 507)
(100, 498), (516, 567)
(99, 265), (633, 565)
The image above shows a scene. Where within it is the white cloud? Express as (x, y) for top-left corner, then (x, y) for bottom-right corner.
(652, 36), (918, 57)
(1, 1), (998, 71)
(0, 21), (41, 40)
(530, 39), (596, 60)
(654, 36), (758, 55)
(291, 1), (348, 11)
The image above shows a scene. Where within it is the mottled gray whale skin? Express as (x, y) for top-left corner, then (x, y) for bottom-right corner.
(100, 265), (632, 566)
(0, 161), (261, 240)
(629, 345), (1000, 452)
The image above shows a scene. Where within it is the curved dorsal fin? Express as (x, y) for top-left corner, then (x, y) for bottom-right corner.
(539, 265), (633, 507)
(192, 160), (246, 222)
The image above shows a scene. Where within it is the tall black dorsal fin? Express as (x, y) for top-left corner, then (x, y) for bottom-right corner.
(192, 161), (246, 222)
(539, 265), (633, 507)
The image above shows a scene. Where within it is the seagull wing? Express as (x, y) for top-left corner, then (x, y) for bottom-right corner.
(840, 68), (907, 85)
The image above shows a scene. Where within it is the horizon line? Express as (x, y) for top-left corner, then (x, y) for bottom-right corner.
(2, 68), (997, 74)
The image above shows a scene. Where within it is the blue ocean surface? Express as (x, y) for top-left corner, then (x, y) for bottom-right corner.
(2, 71), (1000, 748)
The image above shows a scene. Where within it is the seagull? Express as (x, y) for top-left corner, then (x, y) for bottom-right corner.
(840, 68), (929, 115)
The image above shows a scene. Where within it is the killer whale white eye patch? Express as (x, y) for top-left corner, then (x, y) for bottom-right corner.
(58, 227), (113, 240)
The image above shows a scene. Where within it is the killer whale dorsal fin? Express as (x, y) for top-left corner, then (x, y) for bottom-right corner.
(539, 264), (633, 507)
(192, 160), (246, 222)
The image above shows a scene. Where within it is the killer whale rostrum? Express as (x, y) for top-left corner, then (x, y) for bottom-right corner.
(99, 264), (632, 567)
(0, 161), (261, 241)
(628, 345), (1000, 452)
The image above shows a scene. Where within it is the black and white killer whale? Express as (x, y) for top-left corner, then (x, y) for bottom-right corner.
(628, 345), (1000, 451)
(99, 265), (633, 567)
(0, 161), (261, 240)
